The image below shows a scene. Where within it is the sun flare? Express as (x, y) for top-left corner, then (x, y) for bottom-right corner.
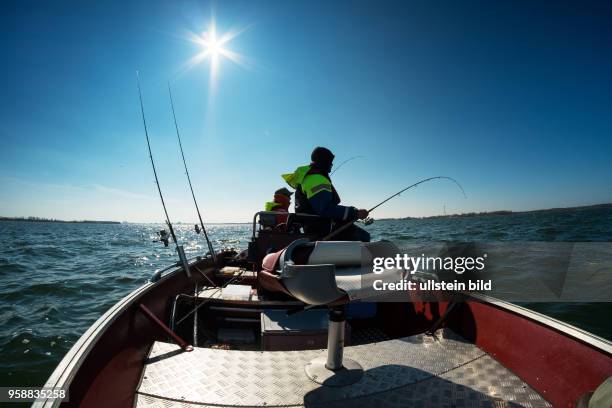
(184, 20), (247, 86)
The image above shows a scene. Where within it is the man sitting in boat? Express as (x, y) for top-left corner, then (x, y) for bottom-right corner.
(263, 187), (292, 229)
(282, 146), (370, 241)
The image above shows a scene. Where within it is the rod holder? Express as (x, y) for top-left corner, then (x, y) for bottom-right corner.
(176, 245), (191, 278)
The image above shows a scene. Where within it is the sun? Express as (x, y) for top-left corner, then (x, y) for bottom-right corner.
(199, 24), (224, 60)
(184, 20), (247, 86)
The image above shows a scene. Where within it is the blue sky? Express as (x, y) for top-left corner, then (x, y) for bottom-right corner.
(1, 0), (611, 222)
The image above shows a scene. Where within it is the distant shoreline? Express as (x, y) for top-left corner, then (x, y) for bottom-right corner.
(379, 203), (612, 221)
(2, 203), (610, 224)
(0, 216), (121, 224)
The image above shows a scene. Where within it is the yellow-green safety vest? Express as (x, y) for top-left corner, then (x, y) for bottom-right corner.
(282, 165), (332, 199)
(264, 201), (282, 211)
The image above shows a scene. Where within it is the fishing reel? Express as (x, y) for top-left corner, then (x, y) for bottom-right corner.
(194, 224), (201, 234)
(154, 229), (170, 247)
(362, 217), (375, 226)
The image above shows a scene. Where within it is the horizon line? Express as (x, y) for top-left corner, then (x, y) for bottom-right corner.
(2, 202), (610, 225)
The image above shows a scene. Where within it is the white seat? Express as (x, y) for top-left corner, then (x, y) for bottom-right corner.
(279, 240), (405, 304)
(307, 241), (363, 266)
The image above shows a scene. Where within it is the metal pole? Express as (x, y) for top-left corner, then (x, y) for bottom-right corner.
(325, 307), (346, 370)
(193, 283), (199, 346)
(139, 304), (193, 351)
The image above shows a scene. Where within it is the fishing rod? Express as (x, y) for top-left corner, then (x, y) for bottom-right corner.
(323, 176), (467, 240)
(370, 176), (466, 212)
(136, 71), (191, 277)
(168, 82), (217, 264)
(330, 155), (365, 176)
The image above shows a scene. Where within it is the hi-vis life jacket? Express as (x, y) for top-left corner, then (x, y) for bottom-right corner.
(264, 201), (282, 211)
(282, 165), (332, 199)
(264, 195), (290, 227)
(282, 165), (341, 217)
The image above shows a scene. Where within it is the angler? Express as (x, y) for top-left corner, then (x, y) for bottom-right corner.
(282, 146), (371, 242)
(263, 187), (293, 229)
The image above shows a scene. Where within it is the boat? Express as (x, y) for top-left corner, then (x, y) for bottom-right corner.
(36, 211), (612, 407)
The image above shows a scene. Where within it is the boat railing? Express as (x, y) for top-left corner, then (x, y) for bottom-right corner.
(251, 211), (329, 239)
(150, 255), (203, 282)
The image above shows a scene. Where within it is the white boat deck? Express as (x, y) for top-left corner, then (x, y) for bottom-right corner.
(135, 329), (551, 407)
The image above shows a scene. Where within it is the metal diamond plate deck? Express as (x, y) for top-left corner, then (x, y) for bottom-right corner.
(135, 329), (550, 407)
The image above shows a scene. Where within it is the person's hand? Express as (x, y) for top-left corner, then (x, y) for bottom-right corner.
(357, 209), (369, 220)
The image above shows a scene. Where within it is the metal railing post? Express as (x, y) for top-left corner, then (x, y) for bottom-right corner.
(138, 304), (193, 351)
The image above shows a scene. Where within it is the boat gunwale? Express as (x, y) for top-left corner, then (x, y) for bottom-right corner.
(467, 292), (612, 354)
(34, 260), (208, 408)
